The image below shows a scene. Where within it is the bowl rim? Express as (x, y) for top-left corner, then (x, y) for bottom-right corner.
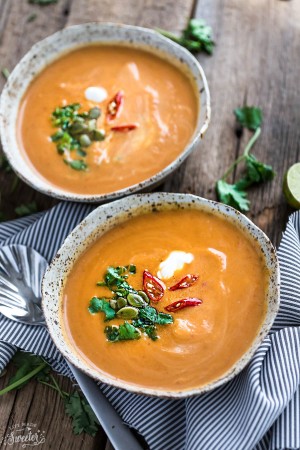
(42, 192), (280, 398)
(0, 22), (211, 203)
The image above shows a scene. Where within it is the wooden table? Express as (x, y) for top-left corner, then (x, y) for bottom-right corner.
(0, 0), (299, 448)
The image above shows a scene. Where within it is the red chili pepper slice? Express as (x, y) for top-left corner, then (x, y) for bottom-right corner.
(106, 91), (124, 122)
(169, 274), (199, 291)
(111, 123), (139, 132)
(165, 298), (202, 312)
(143, 270), (166, 303)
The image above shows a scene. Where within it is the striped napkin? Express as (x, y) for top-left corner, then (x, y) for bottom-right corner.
(0, 202), (299, 450)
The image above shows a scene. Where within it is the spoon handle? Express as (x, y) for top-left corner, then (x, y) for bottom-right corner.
(67, 362), (144, 450)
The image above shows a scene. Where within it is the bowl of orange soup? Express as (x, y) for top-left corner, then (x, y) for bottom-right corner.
(42, 193), (280, 397)
(0, 23), (210, 202)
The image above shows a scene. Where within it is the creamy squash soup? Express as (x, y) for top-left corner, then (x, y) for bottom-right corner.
(63, 209), (268, 392)
(17, 46), (198, 195)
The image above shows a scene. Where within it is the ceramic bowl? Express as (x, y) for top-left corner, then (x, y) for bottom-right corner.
(0, 23), (210, 203)
(42, 193), (280, 398)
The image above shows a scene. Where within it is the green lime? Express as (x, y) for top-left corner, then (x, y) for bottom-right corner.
(283, 162), (300, 208)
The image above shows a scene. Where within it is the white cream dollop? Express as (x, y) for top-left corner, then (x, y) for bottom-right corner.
(84, 86), (107, 103)
(157, 251), (194, 280)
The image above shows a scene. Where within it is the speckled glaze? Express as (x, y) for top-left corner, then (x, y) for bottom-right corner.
(42, 193), (280, 398)
(0, 23), (210, 203)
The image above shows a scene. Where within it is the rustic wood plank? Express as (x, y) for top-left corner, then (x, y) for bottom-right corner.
(67, 0), (195, 29)
(164, 0), (300, 246)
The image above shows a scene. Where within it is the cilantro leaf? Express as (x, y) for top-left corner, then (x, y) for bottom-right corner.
(0, 154), (12, 172)
(64, 159), (87, 171)
(216, 180), (250, 212)
(234, 106), (262, 131)
(88, 297), (115, 320)
(105, 322), (141, 342)
(15, 201), (38, 217)
(156, 312), (174, 325)
(158, 18), (214, 55)
(245, 154), (275, 183)
(97, 266), (138, 298)
(183, 19), (215, 54)
(0, 352), (49, 395)
(65, 391), (99, 436)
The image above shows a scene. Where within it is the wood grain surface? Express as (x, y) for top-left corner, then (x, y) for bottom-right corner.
(0, 0), (299, 449)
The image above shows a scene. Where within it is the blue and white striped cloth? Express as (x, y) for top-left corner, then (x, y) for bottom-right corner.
(0, 202), (299, 450)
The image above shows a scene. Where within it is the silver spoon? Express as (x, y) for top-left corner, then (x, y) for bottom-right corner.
(0, 244), (143, 450)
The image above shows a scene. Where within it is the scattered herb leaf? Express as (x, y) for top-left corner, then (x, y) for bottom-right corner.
(27, 13), (37, 22)
(234, 106), (262, 131)
(0, 352), (99, 437)
(65, 391), (99, 436)
(216, 179), (250, 211)
(216, 107), (275, 212)
(15, 201), (38, 217)
(0, 154), (12, 173)
(157, 18), (214, 55)
(1, 68), (10, 81)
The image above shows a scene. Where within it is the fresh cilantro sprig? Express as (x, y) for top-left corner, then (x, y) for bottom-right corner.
(157, 18), (214, 55)
(216, 107), (275, 212)
(0, 352), (99, 437)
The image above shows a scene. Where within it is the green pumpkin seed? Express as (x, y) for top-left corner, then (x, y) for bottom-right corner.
(116, 306), (139, 319)
(68, 122), (85, 135)
(138, 291), (150, 304)
(93, 129), (106, 141)
(109, 299), (117, 310)
(79, 134), (92, 147)
(87, 119), (97, 131)
(88, 107), (101, 120)
(127, 293), (146, 308)
(116, 297), (127, 309)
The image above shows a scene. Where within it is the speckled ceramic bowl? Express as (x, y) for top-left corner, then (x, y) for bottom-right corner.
(0, 23), (210, 203)
(42, 193), (280, 398)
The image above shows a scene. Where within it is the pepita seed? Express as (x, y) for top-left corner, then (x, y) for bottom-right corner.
(116, 297), (127, 309)
(138, 291), (150, 304)
(79, 134), (92, 147)
(127, 293), (146, 308)
(116, 306), (139, 319)
(109, 299), (117, 310)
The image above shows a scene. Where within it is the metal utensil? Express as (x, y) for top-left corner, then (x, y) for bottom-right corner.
(0, 244), (143, 450)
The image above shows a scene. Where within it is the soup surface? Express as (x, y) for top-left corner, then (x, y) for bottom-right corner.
(63, 209), (268, 392)
(18, 46), (198, 195)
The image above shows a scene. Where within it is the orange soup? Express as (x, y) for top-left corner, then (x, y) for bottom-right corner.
(17, 46), (198, 195)
(63, 209), (268, 392)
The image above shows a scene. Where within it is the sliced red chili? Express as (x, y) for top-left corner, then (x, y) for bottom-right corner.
(106, 91), (124, 122)
(169, 274), (199, 291)
(143, 270), (166, 303)
(165, 298), (202, 312)
(111, 123), (139, 132)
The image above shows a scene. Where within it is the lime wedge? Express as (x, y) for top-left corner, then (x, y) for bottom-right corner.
(283, 163), (300, 208)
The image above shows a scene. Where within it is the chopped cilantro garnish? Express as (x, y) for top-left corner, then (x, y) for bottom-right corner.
(88, 297), (115, 321)
(105, 323), (141, 342)
(89, 266), (174, 342)
(50, 103), (104, 171)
